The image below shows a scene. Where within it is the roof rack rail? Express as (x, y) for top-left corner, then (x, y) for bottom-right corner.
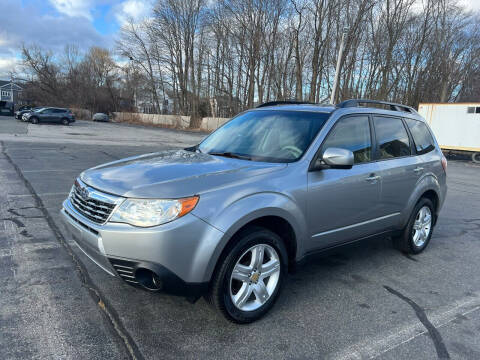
(256, 100), (316, 108)
(336, 99), (417, 114)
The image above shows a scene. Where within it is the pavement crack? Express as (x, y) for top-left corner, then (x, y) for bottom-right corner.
(1, 140), (144, 360)
(7, 208), (22, 217)
(0, 217), (25, 228)
(384, 285), (450, 359)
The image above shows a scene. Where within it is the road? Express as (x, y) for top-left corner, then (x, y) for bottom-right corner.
(1, 116), (480, 360)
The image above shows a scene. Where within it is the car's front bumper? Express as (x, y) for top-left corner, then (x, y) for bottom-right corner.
(60, 198), (224, 295)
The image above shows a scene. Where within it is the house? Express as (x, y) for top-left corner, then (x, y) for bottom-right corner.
(0, 80), (23, 105)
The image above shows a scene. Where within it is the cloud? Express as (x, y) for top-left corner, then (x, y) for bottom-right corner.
(0, 0), (112, 78)
(48, 0), (94, 20)
(461, 0), (480, 11)
(0, 57), (19, 79)
(114, 0), (153, 25)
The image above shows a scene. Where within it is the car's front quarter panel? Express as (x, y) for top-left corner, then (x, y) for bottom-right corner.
(191, 164), (310, 277)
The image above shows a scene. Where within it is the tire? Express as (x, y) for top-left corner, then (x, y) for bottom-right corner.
(206, 226), (287, 323)
(472, 152), (480, 164)
(30, 117), (39, 124)
(394, 198), (435, 254)
(61, 118), (70, 125)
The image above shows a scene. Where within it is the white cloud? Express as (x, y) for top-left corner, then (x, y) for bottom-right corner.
(0, 57), (20, 79)
(49, 0), (94, 20)
(460, 0), (480, 11)
(115, 0), (153, 25)
(0, 0), (109, 78)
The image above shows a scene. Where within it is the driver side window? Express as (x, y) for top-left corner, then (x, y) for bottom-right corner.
(321, 115), (372, 164)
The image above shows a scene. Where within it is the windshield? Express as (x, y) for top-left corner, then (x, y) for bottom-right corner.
(198, 110), (330, 163)
(34, 108), (45, 112)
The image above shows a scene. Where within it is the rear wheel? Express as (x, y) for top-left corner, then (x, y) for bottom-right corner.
(472, 152), (480, 164)
(206, 226), (287, 323)
(394, 198), (434, 254)
(61, 118), (70, 125)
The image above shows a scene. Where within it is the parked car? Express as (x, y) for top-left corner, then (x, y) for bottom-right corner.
(92, 113), (109, 122)
(0, 101), (14, 116)
(60, 99), (447, 323)
(15, 105), (34, 120)
(21, 107), (40, 122)
(25, 107), (75, 125)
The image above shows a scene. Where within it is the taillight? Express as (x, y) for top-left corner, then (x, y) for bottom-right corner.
(441, 156), (447, 173)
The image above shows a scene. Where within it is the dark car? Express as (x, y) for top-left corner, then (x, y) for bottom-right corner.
(25, 107), (75, 125)
(0, 101), (14, 116)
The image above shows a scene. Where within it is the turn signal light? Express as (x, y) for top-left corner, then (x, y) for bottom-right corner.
(441, 156), (447, 173)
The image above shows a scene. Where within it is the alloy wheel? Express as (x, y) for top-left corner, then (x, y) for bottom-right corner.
(229, 244), (281, 312)
(412, 205), (432, 247)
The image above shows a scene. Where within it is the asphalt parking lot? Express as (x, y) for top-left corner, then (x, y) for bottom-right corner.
(1, 116), (480, 360)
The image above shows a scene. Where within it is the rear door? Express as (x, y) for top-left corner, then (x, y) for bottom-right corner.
(52, 109), (65, 122)
(307, 114), (383, 250)
(372, 115), (420, 226)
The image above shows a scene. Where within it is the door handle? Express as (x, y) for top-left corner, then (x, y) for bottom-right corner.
(413, 167), (424, 173)
(365, 174), (380, 182)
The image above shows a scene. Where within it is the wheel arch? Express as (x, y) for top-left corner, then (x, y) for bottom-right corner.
(205, 209), (303, 283)
(402, 177), (442, 228)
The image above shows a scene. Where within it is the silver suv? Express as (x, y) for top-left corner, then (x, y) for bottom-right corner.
(61, 99), (447, 323)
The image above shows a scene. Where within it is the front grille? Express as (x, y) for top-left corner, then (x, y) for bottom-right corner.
(70, 181), (117, 224)
(109, 258), (139, 285)
(65, 210), (99, 235)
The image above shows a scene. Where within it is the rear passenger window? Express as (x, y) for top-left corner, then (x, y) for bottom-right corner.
(373, 116), (411, 159)
(405, 118), (435, 155)
(321, 115), (372, 164)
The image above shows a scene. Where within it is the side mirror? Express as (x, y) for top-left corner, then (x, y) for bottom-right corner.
(312, 147), (354, 170)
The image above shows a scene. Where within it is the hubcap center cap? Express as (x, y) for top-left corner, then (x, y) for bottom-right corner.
(250, 272), (260, 284)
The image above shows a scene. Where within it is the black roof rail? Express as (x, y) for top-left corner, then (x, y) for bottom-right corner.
(336, 99), (417, 114)
(256, 100), (316, 108)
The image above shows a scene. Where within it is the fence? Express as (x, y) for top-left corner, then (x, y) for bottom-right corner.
(113, 112), (230, 132)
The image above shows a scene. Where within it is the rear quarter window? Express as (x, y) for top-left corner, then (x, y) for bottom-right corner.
(373, 116), (411, 159)
(405, 118), (435, 155)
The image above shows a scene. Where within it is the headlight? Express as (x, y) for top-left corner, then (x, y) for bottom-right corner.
(110, 196), (199, 227)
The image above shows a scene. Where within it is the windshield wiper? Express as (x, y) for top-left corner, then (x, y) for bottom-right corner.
(208, 152), (252, 160)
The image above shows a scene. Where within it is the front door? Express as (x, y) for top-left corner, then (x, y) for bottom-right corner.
(307, 115), (383, 251)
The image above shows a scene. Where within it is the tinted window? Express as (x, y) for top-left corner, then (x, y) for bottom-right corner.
(373, 116), (411, 159)
(321, 116), (372, 163)
(405, 119), (435, 155)
(198, 110), (330, 163)
(53, 109), (66, 113)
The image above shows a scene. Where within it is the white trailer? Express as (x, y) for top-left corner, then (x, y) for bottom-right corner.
(418, 103), (480, 163)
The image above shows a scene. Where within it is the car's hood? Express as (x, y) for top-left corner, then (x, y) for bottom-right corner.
(81, 150), (286, 198)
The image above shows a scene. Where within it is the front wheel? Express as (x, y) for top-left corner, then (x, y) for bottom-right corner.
(206, 226), (287, 323)
(30, 117), (39, 124)
(394, 198), (435, 254)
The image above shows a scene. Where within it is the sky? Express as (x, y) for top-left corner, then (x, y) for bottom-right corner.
(0, 0), (154, 79)
(0, 0), (479, 79)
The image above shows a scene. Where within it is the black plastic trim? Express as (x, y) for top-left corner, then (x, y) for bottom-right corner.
(108, 256), (209, 297)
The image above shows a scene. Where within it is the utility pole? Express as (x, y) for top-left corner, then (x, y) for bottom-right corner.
(330, 27), (348, 105)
